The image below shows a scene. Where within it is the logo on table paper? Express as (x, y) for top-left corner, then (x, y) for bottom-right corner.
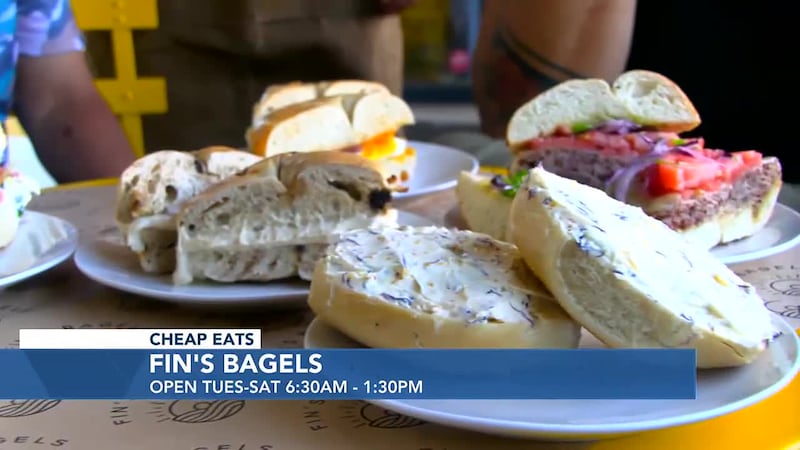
(300, 400), (425, 432)
(769, 278), (800, 297)
(108, 400), (246, 426)
(340, 402), (426, 429)
(0, 303), (37, 318)
(736, 265), (800, 319)
(0, 400), (61, 418)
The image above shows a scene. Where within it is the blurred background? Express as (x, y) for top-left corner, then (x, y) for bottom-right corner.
(399, 0), (483, 143)
(6, 0), (488, 188)
(77, 0), (486, 155)
(402, 0), (477, 101)
(7, 0), (797, 207)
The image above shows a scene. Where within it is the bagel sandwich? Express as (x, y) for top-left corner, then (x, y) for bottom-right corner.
(115, 146), (263, 273)
(504, 70), (782, 249)
(246, 81), (416, 192)
(172, 151), (398, 285)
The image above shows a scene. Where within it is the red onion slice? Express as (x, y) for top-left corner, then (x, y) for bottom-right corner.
(605, 153), (667, 202)
(594, 119), (643, 135)
(603, 137), (728, 201)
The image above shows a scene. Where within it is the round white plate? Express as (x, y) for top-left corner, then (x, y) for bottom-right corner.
(304, 316), (800, 441)
(73, 211), (437, 306)
(0, 211), (79, 289)
(445, 203), (800, 265)
(394, 141), (479, 200)
(710, 203), (800, 264)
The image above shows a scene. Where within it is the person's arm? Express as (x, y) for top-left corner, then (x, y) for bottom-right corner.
(472, 0), (638, 138)
(12, 0), (135, 183)
(13, 53), (135, 183)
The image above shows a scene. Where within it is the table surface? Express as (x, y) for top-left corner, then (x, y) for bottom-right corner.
(0, 181), (798, 450)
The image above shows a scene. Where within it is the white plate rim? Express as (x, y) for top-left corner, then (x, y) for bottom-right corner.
(446, 203), (800, 266)
(714, 203), (800, 264)
(73, 211), (438, 305)
(392, 140), (479, 200)
(0, 211), (79, 289)
(303, 316), (800, 438)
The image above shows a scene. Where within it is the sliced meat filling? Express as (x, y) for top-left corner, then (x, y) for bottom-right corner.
(648, 157), (781, 230)
(508, 121), (780, 230)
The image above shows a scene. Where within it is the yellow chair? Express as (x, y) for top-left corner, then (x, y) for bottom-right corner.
(72, 0), (167, 158)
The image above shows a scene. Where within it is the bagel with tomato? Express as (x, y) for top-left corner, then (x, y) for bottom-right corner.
(246, 81), (416, 192)
(498, 70), (782, 249)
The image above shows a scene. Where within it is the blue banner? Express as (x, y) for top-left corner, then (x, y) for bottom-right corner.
(0, 349), (696, 400)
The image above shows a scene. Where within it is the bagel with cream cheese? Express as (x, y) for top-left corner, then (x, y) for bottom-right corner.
(307, 226), (581, 349)
(507, 166), (781, 368)
(172, 151), (398, 285)
(115, 146), (263, 273)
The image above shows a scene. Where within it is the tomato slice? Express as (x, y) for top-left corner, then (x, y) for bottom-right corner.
(733, 150), (762, 165)
(646, 150), (764, 196)
(528, 127), (766, 198)
(646, 160), (721, 195)
(728, 150), (762, 179)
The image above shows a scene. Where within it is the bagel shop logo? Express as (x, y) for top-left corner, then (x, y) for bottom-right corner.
(0, 400), (61, 418)
(108, 402), (278, 450)
(735, 264), (800, 320)
(0, 435), (68, 447)
(0, 401), (68, 448)
(300, 400), (426, 431)
(108, 400), (247, 426)
(0, 400), (68, 448)
(0, 303), (37, 319)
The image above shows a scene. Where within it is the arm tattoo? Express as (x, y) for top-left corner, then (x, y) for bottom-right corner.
(475, 24), (589, 137)
(494, 25), (585, 83)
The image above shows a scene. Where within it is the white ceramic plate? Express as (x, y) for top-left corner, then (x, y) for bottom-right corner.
(445, 203), (800, 265)
(73, 211), (437, 306)
(0, 211), (79, 289)
(304, 316), (800, 441)
(393, 141), (479, 200)
(710, 204), (800, 263)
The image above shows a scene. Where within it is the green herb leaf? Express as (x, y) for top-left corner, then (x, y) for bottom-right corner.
(571, 122), (593, 134)
(494, 170), (529, 198)
(672, 138), (687, 146)
(508, 169), (528, 186)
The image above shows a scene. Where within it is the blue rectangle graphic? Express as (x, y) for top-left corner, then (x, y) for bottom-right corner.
(0, 349), (696, 400)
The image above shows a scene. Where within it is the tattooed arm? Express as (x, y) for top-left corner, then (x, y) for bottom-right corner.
(472, 0), (637, 138)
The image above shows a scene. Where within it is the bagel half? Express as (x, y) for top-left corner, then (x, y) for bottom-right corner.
(508, 166), (780, 368)
(308, 226), (581, 349)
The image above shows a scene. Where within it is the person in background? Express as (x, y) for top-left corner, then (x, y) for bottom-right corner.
(97, 0), (417, 152)
(471, 0), (797, 183)
(0, 0), (134, 183)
